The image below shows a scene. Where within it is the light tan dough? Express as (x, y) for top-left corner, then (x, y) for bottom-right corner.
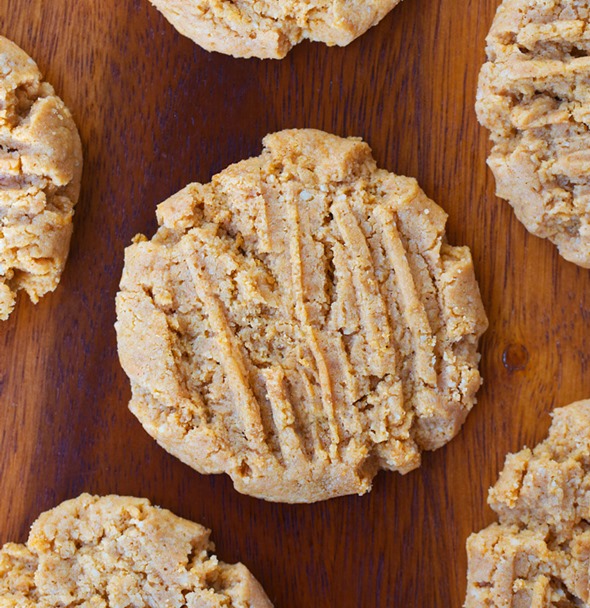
(465, 399), (590, 607)
(476, 0), (590, 267)
(115, 129), (488, 503)
(148, 0), (402, 59)
(0, 494), (272, 607)
(0, 36), (83, 320)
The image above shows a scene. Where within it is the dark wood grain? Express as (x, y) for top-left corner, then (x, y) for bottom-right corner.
(1, 1), (589, 606)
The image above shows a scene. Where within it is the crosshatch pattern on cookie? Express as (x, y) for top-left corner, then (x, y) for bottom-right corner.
(116, 129), (488, 503)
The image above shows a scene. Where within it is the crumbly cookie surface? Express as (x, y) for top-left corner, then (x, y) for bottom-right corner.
(476, 0), (590, 267)
(465, 400), (590, 607)
(0, 494), (272, 607)
(148, 0), (401, 58)
(116, 129), (487, 503)
(0, 36), (82, 320)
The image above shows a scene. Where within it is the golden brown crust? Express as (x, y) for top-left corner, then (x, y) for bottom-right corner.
(0, 36), (83, 320)
(0, 494), (272, 607)
(476, 0), (590, 267)
(465, 400), (590, 607)
(148, 0), (402, 58)
(115, 129), (487, 503)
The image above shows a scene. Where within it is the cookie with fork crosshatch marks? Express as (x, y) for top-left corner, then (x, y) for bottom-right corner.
(115, 129), (488, 503)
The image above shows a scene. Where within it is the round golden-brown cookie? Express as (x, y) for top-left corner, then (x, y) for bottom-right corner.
(476, 0), (590, 267)
(465, 400), (590, 607)
(0, 36), (83, 320)
(148, 0), (402, 59)
(0, 494), (272, 607)
(115, 129), (488, 503)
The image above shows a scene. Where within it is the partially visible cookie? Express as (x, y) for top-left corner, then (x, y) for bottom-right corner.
(0, 494), (272, 607)
(476, 0), (590, 267)
(0, 36), (83, 320)
(116, 129), (488, 503)
(465, 399), (590, 607)
(148, 0), (402, 59)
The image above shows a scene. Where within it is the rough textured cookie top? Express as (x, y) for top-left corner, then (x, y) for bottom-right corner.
(148, 0), (401, 58)
(0, 494), (272, 607)
(476, 0), (590, 267)
(0, 36), (83, 320)
(465, 400), (590, 607)
(116, 129), (488, 503)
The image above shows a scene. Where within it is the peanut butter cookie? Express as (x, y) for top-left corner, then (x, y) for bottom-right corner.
(0, 36), (83, 320)
(477, 0), (590, 267)
(465, 400), (590, 607)
(0, 494), (272, 607)
(116, 129), (488, 503)
(148, 0), (402, 58)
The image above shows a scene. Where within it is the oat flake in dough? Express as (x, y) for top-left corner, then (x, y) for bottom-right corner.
(0, 36), (83, 320)
(115, 129), (488, 503)
(148, 0), (402, 58)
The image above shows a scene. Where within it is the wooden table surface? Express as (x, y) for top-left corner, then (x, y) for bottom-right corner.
(1, 1), (589, 606)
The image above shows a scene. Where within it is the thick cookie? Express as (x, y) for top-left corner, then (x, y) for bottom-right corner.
(0, 494), (272, 607)
(116, 129), (488, 503)
(476, 0), (590, 267)
(465, 400), (590, 607)
(148, 0), (401, 59)
(0, 36), (83, 320)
